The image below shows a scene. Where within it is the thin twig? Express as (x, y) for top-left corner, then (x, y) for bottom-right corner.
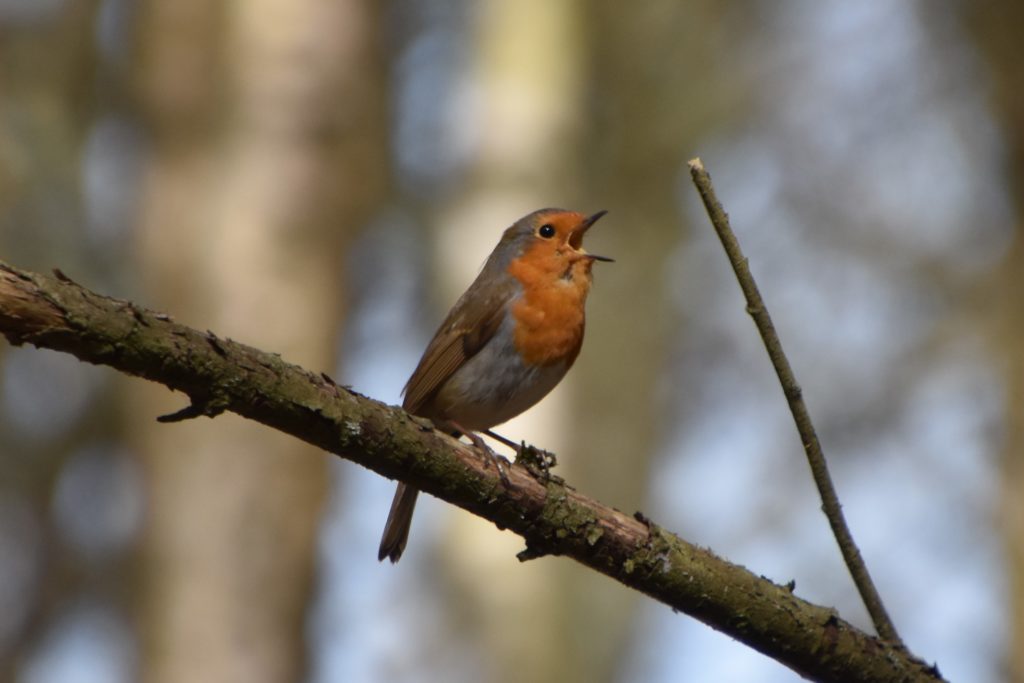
(688, 158), (904, 646)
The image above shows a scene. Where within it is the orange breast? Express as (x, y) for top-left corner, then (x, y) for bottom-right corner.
(507, 245), (593, 367)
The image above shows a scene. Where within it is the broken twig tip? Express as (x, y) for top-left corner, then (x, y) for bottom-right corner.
(157, 404), (207, 423)
(156, 395), (228, 423)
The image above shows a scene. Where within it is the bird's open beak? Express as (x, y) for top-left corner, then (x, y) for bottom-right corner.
(572, 210), (614, 262)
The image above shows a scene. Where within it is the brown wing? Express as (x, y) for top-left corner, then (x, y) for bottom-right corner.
(402, 283), (514, 415)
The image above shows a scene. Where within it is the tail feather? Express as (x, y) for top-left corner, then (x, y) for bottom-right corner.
(378, 483), (419, 562)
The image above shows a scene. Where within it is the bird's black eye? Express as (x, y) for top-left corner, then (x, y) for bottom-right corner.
(538, 224), (556, 238)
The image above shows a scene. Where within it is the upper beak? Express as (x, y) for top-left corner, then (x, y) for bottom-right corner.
(580, 210), (608, 233)
(575, 210), (614, 262)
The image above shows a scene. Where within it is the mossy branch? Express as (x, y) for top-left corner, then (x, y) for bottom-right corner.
(0, 262), (939, 683)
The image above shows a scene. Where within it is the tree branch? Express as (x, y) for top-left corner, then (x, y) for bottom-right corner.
(688, 158), (904, 646)
(0, 261), (940, 683)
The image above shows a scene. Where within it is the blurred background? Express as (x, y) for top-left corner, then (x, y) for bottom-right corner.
(0, 1), (1019, 681)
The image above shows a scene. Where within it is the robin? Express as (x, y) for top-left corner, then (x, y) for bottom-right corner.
(378, 208), (612, 562)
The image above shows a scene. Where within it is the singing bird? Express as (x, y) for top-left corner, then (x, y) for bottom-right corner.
(379, 208), (612, 562)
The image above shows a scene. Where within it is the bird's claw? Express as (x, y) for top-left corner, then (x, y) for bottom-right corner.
(517, 442), (559, 482)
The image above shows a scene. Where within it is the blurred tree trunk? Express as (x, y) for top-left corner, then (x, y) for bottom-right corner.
(429, 3), (731, 682)
(569, 3), (732, 678)
(128, 2), (384, 682)
(0, 0), (98, 271)
(0, 2), (100, 680)
(432, 2), (590, 682)
(963, 3), (1024, 680)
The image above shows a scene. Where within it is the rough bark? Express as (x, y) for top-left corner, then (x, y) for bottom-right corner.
(962, 3), (1024, 679)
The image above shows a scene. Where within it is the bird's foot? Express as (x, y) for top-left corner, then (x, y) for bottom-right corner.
(516, 442), (559, 482)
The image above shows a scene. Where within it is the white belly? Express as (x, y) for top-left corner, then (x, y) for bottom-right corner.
(431, 316), (570, 431)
